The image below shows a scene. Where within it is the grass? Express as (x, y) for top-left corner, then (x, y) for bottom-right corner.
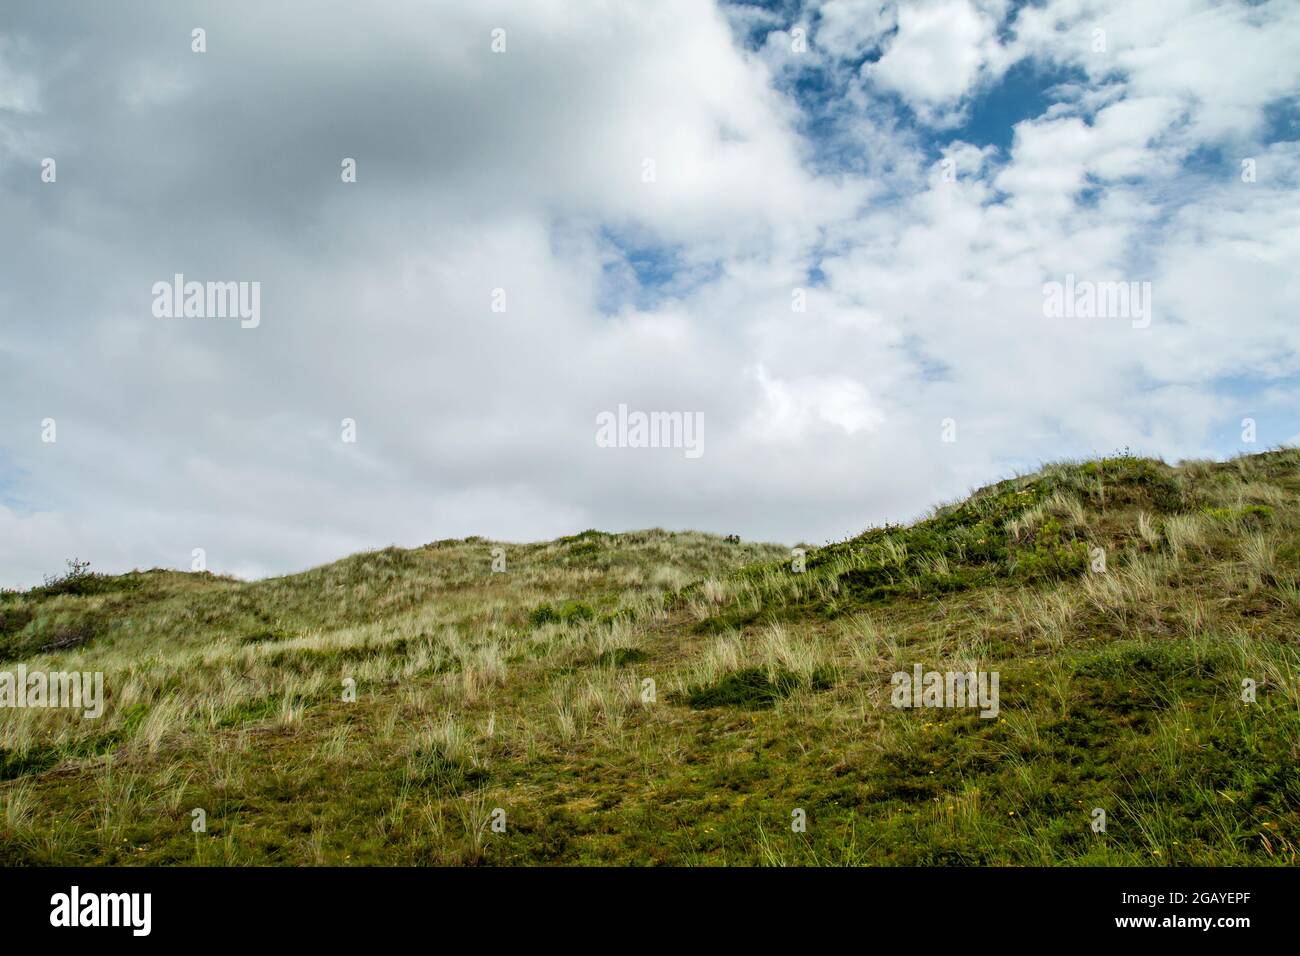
(0, 450), (1298, 865)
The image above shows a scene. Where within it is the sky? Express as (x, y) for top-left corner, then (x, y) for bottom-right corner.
(1, 0), (1298, 587)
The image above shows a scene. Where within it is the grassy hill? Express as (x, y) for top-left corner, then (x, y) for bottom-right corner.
(1, 449), (1298, 865)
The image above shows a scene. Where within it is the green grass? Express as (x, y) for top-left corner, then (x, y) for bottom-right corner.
(1, 451), (1298, 865)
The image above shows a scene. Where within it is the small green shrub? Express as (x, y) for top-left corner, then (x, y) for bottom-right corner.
(528, 600), (596, 628)
(681, 666), (834, 709)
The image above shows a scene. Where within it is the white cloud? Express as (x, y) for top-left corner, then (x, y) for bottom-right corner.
(747, 364), (884, 441)
(1013, 0), (1300, 143)
(814, 0), (896, 61)
(867, 0), (1007, 116)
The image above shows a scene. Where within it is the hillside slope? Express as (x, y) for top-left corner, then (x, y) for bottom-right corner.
(1, 450), (1298, 865)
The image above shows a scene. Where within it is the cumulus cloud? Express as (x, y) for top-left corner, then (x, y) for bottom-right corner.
(867, 0), (1008, 114)
(813, 0), (896, 61)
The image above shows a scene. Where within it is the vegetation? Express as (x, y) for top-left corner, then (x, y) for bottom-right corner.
(1, 449), (1297, 865)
